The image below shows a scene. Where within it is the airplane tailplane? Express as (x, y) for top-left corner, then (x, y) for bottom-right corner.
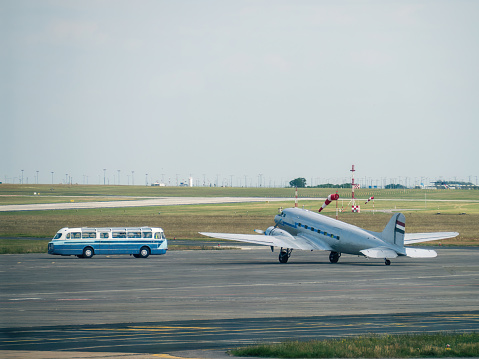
(380, 213), (405, 247)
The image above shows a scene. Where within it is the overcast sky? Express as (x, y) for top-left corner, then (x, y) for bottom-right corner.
(2, 1), (478, 187)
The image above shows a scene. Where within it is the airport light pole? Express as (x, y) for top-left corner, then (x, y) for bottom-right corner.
(117, 170), (121, 185)
(131, 171), (134, 186)
(51, 171), (54, 185)
(103, 169), (106, 185)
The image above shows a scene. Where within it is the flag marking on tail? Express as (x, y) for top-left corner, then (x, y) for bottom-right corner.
(396, 220), (405, 234)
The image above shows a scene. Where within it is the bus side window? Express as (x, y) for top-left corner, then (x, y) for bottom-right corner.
(128, 232), (141, 238)
(100, 232), (109, 239)
(72, 232), (81, 239)
(82, 232), (96, 239)
(155, 232), (165, 239)
(66, 233), (71, 239)
(112, 232), (126, 238)
(142, 232), (152, 238)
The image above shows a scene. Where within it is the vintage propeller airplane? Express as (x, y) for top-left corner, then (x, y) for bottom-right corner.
(200, 200), (459, 265)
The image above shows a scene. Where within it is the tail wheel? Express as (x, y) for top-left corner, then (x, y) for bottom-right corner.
(82, 247), (94, 259)
(385, 259), (391, 266)
(139, 246), (150, 259)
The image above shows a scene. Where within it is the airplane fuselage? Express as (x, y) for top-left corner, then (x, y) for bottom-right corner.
(274, 208), (403, 256)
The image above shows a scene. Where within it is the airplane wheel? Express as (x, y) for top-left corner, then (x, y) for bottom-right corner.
(329, 251), (340, 263)
(279, 252), (289, 264)
(385, 259), (391, 266)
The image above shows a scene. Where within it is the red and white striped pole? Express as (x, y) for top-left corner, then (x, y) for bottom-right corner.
(365, 196), (375, 214)
(295, 187), (298, 208)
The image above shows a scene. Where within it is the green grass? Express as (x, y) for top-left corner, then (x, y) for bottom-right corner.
(0, 239), (50, 254)
(230, 333), (479, 358)
(1, 185), (479, 253)
(2, 184), (479, 204)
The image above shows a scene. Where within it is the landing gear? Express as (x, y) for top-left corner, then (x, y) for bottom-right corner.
(385, 259), (391, 266)
(329, 251), (341, 263)
(278, 248), (293, 263)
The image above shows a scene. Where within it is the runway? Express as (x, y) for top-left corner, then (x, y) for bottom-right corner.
(0, 197), (288, 212)
(1, 247), (478, 356)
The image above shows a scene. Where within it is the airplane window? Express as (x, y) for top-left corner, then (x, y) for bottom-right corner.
(311, 227), (315, 231)
(304, 225), (308, 229)
(324, 232), (328, 236)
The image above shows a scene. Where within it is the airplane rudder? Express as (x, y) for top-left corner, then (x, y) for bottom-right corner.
(381, 213), (405, 246)
(394, 213), (405, 247)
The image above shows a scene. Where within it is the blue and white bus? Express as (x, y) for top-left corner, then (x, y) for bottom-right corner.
(48, 227), (167, 258)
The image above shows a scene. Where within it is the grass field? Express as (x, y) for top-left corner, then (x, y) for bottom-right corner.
(2, 183), (479, 203)
(230, 333), (479, 358)
(1, 185), (478, 253)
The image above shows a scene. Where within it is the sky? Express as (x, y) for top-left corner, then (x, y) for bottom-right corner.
(1, 0), (478, 187)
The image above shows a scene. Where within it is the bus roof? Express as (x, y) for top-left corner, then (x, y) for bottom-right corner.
(56, 227), (163, 232)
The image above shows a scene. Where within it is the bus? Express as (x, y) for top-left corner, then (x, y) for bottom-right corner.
(48, 227), (167, 258)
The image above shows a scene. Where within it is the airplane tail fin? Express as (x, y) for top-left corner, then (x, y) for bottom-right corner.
(380, 213), (405, 247)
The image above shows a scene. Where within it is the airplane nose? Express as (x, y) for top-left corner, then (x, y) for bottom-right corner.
(274, 215), (281, 224)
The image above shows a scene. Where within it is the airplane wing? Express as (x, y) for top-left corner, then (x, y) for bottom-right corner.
(199, 232), (332, 251)
(404, 232), (459, 244)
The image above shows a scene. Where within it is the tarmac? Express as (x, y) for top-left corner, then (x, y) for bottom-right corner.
(1, 247), (478, 358)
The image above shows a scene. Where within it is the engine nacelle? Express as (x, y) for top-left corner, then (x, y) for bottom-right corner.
(265, 226), (295, 240)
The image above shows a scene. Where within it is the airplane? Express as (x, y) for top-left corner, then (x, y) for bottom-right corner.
(200, 207), (459, 265)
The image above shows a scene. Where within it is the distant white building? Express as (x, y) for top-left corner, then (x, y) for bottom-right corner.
(151, 182), (166, 187)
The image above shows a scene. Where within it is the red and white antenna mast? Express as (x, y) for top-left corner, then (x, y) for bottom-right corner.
(351, 165), (356, 201)
(350, 165), (360, 213)
(294, 187), (298, 207)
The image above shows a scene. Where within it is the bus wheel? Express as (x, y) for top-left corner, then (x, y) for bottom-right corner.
(139, 246), (150, 258)
(82, 247), (94, 259)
